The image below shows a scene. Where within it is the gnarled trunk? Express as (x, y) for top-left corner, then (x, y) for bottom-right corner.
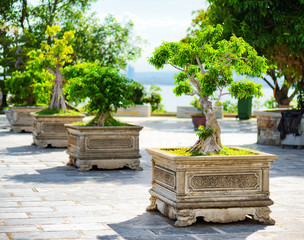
(48, 65), (66, 111)
(189, 100), (223, 155)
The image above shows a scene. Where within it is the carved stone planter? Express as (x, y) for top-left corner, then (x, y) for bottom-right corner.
(9, 106), (45, 133)
(3, 109), (13, 130)
(146, 148), (277, 227)
(65, 124), (143, 171)
(32, 114), (85, 148)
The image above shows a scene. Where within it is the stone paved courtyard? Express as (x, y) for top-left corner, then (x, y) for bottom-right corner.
(0, 114), (304, 240)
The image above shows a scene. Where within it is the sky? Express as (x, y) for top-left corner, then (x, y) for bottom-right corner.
(91, 0), (208, 72)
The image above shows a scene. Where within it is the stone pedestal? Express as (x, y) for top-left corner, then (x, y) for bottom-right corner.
(146, 148), (277, 227)
(254, 109), (288, 145)
(9, 106), (45, 133)
(65, 124), (143, 171)
(32, 114), (85, 148)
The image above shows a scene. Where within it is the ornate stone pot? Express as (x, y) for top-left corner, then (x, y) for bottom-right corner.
(9, 106), (45, 133)
(31, 114), (85, 148)
(65, 124), (143, 171)
(146, 148), (277, 227)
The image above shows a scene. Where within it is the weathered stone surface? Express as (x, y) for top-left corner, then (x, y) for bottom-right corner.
(9, 106), (45, 133)
(65, 124), (143, 171)
(146, 147), (277, 227)
(32, 114), (85, 148)
(254, 110), (285, 146)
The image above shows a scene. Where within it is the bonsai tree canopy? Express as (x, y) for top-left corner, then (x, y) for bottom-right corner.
(63, 62), (135, 126)
(149, 24), (267, 154)
(28, 25), (75, 112)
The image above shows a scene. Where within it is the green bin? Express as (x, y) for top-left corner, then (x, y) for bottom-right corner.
(237, 97), (253, 120)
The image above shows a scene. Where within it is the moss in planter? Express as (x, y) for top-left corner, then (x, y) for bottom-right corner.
(35, 108), (81, 115)
(12, 104), (47, 107)
(72, 115), (129, 127)
(163, 146), (258, 156)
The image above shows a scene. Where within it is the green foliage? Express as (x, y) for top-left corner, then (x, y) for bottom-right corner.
(190, 0), (304, 106)
(190, 97), (204, 114)
(295, 80), (304, 110)
(149, 24), (268, 109)
(263, 97), (279, 109)
(164, 146), (257, 156)
(0, 0), (141, 108)
(196, 125), (214, 140)
(129, 82), (145, 105)
(228, 80), (264, 99)
(219, 100), (237, 113)
(6, 67), (52, 105)
(69, 14), (142, 70)
(143, 85), (165, 112)
(29, 25), (75, 73)
(63, 62), (134, 125)
(84, 115), (129, 127)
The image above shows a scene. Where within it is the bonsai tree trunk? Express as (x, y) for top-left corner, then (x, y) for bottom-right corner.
(48, 65), (67, 111)
(189, 100), (223, 155)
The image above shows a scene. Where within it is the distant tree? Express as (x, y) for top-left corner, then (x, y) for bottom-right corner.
(0, 0), (142, 108)
(190, 0), (304, 106)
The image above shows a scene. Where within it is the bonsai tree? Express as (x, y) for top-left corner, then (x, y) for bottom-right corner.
(28, 25), (75, 112)
(63, 62), (135, 126)
(148, 24), (266, 154)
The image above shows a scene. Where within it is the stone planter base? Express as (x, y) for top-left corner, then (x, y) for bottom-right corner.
(10, 106), (45, 133)
(32, 114), (85, 148)
(65, 124), (143, 171)
(254, 109), (289, 145)
(146, 148), (277, 227)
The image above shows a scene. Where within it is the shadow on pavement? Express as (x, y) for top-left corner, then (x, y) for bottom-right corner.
(4, 145), (65, 156)
(5, 164), (152, 186)
(106, 212), (268, 240)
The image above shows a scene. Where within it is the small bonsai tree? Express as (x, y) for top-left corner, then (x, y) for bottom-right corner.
(28, 25), (75, 112)
(149, 24), (267, 154)
(63, 62), (135, 126)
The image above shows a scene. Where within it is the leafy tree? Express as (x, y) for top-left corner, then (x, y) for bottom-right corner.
(63, 62), (135, 126)
(69, 14), (142, 69)
(0, 0), (141, 107)
(5, 65), (52, 106)
(28, 25), (75, 111)
(190, 0), (304, 106)
(149, 25), (266, 154)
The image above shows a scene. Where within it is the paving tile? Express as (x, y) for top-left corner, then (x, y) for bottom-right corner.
(0, 225), (39, 233)
(0, 213), (28, 219)
(1, 116), (304, 239)
(12, 231), (81, 239)
(4, 218), (66, 225)
(40, 223), (108, 231)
